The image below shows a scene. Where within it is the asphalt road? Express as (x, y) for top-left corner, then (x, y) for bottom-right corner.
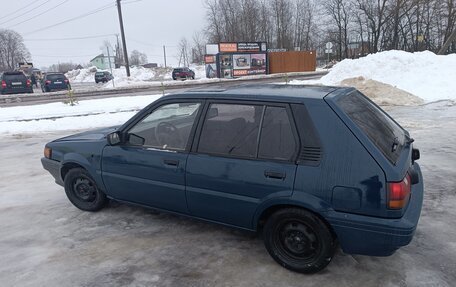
(0, 102), (455, 286)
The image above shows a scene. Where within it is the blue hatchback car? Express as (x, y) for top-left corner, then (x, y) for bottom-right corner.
(41, 85), (424, 273)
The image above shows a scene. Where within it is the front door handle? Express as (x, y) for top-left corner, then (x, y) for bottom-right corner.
(163, 159), (179, 166)
(264, 171), (286, 180)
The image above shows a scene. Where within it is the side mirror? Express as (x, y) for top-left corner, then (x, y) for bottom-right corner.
(107, 131), (121, 145)
(207, 107), (218, 119)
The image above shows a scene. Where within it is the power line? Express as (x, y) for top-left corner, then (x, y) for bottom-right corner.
(24, 34), (116, 41)
(0, 0), (52, 26)
(22, 3), (115, 36)
(33, 54), (96, 58)
(6, 0), (72, 29)
(0, 0), (40, 22)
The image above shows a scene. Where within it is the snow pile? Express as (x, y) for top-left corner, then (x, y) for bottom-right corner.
(66, 65), (207, 88)
(0, 94), (162, 134)
(318, 50), (456, 102)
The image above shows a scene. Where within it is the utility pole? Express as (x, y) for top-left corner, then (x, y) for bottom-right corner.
(106, 44), (115, 88)
(116, 0), (130, 77)
(163, 45), (167, 68)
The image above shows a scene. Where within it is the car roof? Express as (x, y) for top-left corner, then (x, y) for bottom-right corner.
(3, 71), (25, 75)
(165, 84), (353, 103)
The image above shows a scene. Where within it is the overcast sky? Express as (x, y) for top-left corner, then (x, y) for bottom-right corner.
(1, 0), (207, 68)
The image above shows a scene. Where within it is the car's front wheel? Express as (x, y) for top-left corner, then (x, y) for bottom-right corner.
(263, 208), (335, 274)
(64, 168), (107, 211)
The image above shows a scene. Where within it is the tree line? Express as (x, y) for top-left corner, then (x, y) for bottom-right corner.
(0, 29), (30, 71)
(195, 0), (455, 61)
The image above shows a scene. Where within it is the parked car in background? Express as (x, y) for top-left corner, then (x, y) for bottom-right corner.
(172, 67), (195, 80)
(41, 73), (71, 92)
(41, 85), (423, 274)
(0, 71), (33, 94)
(95, 71), (114, 83)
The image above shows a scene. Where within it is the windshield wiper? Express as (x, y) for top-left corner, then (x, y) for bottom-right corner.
(391, 137), (399, 152)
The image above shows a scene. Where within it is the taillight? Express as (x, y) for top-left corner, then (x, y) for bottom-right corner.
(1, 80), (6, 88)
(45, 80), (51, 84)
(64, 79), (69, 84)
(26, 79), (31, 87)
(388, 174), (411, 209)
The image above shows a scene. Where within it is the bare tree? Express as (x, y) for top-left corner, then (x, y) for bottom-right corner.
(47, 62), (78, 73)
(0, 29), (31, 72)
(129, 50), (148, 66)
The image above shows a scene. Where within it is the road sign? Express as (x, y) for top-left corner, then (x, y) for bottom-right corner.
(325, 49), (332, 54)
(325, 42), (333, 49)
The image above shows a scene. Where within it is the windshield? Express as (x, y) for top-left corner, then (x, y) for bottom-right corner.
(47, 74), (66, 81)
(336, 91), (406, 164)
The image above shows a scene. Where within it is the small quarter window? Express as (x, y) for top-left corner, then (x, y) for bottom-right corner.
(258, 106), (296, 161)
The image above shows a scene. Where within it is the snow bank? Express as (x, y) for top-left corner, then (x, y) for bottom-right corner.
(66, 64), (207, 88)
(318, 50), (456, 102)
(0, 94), (162, 134)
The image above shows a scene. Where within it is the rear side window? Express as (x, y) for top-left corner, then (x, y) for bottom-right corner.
(336, 91), (405, 164)
(258, 106), (296, 160)
(198, 103), (261, 158)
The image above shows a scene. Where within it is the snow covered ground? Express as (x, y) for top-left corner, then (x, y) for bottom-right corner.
(66, 64), (207, 88)
(291, 50), (456, 103)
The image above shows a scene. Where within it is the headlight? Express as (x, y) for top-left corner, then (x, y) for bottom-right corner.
(44, 147), (52, 159)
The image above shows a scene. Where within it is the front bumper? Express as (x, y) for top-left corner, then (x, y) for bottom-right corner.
(325, 163), (424, 256)
(41, 157), (64, 186)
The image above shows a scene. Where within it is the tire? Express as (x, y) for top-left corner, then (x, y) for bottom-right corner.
(64, 168), (107, 211)
(191, 75), (195, 80)
(263, 208), (335, 274)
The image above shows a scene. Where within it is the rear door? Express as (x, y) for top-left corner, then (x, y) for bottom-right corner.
(186, 101), (299, 229)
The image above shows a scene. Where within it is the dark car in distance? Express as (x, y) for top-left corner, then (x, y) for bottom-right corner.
(41, 85), (424, 273)
(95, 71), (114, 83)
(41, 73), (71, 92)
(172, 67), (195, 80)
(0, 71), (33, 94)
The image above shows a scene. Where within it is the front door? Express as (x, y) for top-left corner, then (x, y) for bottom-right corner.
(102, 101), (202, 213)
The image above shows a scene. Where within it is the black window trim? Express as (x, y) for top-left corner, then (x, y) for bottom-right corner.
(191, 99), (301, 164)
(119, 98), (205, 153)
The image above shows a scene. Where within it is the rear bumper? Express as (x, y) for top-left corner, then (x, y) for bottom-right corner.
(1, 88), (33, 94)
(41, 157), (64, 186)
(326, 163), (424, 256)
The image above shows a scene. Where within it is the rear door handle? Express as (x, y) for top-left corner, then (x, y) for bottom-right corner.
(163, 159), (179, 166)
(264, 171), (286, 180)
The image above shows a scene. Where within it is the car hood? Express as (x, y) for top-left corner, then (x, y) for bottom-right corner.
(55, 126), (119, 142)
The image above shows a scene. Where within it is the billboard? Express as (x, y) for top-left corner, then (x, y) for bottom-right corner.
(204, 42), (268, 79)
(219, 42), (267, 53)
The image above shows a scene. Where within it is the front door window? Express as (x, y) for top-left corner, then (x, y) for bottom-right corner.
(128, 102), (201, 150)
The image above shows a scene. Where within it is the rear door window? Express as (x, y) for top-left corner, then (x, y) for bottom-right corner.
(198, 103), (262, 158)
(336, 91), (406, 164)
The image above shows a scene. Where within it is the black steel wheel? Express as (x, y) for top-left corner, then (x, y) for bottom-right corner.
(263, 208), (335, 273)
(64, 168), (107, 211)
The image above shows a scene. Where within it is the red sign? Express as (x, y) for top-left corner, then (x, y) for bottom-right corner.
(219, 43), (237, 52)
(204, 55), (216, 63)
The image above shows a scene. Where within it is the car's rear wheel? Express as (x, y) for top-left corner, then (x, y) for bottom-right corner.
(263, 208), (335, 273)
(64, 168), (107, 211)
